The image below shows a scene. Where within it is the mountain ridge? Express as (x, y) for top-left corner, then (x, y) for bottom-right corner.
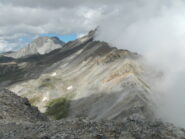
(3, 30), (156, 121)
(0, 30), (185, 138)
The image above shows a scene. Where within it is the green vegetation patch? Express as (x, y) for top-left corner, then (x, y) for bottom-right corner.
(45, 96), (70, 120)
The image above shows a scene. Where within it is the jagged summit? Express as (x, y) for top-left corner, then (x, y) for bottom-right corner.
(32, 36), (63, 47)
(6, 36), (65, 59)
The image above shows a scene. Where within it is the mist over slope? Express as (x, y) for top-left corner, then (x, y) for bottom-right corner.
(94, 1), (185, 128)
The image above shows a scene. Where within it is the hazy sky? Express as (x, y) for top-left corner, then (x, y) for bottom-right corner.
(0, 0), (182, 52)
(0, 0), (104, 52)
(1, 0), (185, 127)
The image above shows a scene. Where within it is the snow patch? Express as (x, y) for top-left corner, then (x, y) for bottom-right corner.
(42, 96), (48, 102)
(67, 85), (73, 90)
(51, 72), (57, 77)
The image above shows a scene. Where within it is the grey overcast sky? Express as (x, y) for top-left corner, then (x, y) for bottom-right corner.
(0, 0), (105, 51)
(0, 0), (175, 52)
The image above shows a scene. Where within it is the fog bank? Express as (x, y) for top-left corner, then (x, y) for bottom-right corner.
(96, 0), (185, 127)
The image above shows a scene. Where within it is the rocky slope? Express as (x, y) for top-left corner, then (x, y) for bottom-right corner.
(1, 116), (185, 139)
(0, 89), (48, 123)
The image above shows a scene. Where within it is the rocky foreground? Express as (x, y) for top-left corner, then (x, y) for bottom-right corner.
(0, 89), (48, 123)
(0, 86), (185, 138)
(0, 115), (185, 138)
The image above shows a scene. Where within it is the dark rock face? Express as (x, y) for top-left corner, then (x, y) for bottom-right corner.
(0, 89), (48, 122)
(0, 56), (14, 63)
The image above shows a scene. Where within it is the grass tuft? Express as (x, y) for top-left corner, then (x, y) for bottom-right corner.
(45, 97), (70, 120)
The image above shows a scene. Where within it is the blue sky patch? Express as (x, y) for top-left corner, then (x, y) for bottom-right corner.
(39, 33), (77, 43)
(19, 36), (33, 43)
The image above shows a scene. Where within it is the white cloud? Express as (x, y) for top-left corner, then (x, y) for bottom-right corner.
(0, 40), (22, 52)
(95, 0), (185, 128)
(0, 1), (105, 51)
(0, 0), (130, 52)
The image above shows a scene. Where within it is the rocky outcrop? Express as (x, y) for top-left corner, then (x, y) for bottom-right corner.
(6, 36), (64, 59)
(0, 89), (48, 122)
